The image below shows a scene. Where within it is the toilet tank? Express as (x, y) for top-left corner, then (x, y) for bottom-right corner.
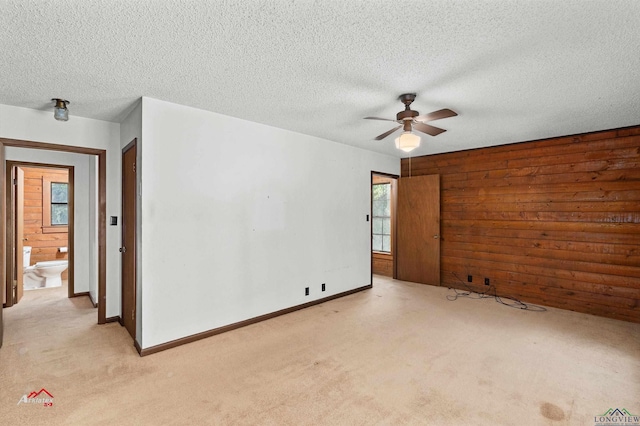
(23, 246), (32, 268)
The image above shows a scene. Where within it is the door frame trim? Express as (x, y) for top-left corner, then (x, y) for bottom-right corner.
(0, 138), (107, 324)
(5, 162), (75, 302)
(1, 142), (4, 346)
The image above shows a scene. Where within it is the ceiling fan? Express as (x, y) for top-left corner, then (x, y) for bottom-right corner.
(364, 93), (457, 152)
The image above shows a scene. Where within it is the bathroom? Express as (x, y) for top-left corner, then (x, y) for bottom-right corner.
(21, 166), (69, 290)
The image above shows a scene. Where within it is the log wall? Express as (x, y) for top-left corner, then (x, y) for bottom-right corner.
(23, 167), (69, 278)
(400, 126), (640, 323)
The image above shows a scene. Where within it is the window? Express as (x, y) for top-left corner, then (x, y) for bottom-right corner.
(50, 182), (69, 225)
(42, 176), (69, 233)
(372, 183), (391, 253)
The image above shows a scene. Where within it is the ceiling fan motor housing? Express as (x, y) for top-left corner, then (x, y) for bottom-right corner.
(397, 109), (418, 121)
(397, 93), (419, 121)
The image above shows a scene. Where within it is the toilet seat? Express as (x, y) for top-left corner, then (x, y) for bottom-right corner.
(35, 260), (68, 268)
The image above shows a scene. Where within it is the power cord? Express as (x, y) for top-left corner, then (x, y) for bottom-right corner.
(447, 272), (547, 312)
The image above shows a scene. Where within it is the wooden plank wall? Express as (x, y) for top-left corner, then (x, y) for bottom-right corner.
(23, 167), (69, 278)
(372, 253), (393, 277)
(400, 126), (640, 323)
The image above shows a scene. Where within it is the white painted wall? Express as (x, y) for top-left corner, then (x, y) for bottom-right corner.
(120, 100), (142, 150)
(140, 97), (399, 348)
(5, 148), (94, 294)
(0, 104), (121, 317)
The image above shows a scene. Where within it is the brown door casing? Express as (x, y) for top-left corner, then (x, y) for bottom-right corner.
(1, 141), (4, 347)
(121, 139), (137, 340)
(396, 174), (441, 286)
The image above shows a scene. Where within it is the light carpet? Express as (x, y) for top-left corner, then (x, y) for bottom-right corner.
(1, 276), (638, 425)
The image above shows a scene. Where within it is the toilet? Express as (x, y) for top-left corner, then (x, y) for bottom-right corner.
(23, 246), (68, 290)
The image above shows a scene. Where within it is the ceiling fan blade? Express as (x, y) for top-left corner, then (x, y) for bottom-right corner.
(415, 108), (457, 122)
(413, 122), (446, 137)
(364, 116), (397, 122)
(374, 125), (402, 140)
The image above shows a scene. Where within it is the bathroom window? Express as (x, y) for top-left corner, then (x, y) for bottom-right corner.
(42, 177), (69, 233)
(372, 183), (391, 253)
(50, 183), (68, 225)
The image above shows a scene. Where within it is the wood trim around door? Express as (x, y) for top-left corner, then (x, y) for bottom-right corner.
(0, 138), (107, 324)
(0, 141), (5, 346)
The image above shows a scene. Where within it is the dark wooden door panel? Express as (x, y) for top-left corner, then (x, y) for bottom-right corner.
(397, 174), (441, 286)
(121, 141), (137, 340)
(1, 142), (4, 347)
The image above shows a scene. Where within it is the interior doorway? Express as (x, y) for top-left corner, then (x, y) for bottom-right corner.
(5, 163), (75, 306)
(0, 138), (107, 337)
(371, 172), (398, 281)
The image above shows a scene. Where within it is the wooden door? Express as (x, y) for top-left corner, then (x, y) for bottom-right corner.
(396, 174), (441, 286)
(1, 142), (4, 347)
(121, 141), (137, 340)
(15, 167), (24, 303)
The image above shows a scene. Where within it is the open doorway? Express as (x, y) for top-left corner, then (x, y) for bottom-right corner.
(371, 172), (398, 281)
(4, 163), (75, 307)
(0, 138), (107, 331)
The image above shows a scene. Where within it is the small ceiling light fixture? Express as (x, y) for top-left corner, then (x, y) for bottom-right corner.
(395, 131), (421, 152)
(52, 98), (70, 121)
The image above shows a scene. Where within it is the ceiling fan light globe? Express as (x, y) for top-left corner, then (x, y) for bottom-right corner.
(52, 98), (70, 121)
(54, 107), (69, 121)
(395, 132), (420, 152)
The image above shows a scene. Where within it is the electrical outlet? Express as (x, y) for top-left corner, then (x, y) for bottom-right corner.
(305, 287), (309, 296)
(484, 278), (490, 286)
(321, 283), (326, 292)
(467, 275), (472, 283)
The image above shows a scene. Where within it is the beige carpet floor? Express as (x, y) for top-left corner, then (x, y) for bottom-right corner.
(1, 276), (638, 425)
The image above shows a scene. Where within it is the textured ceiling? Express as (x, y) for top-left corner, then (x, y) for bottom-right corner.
(1, 1), (639, 157)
